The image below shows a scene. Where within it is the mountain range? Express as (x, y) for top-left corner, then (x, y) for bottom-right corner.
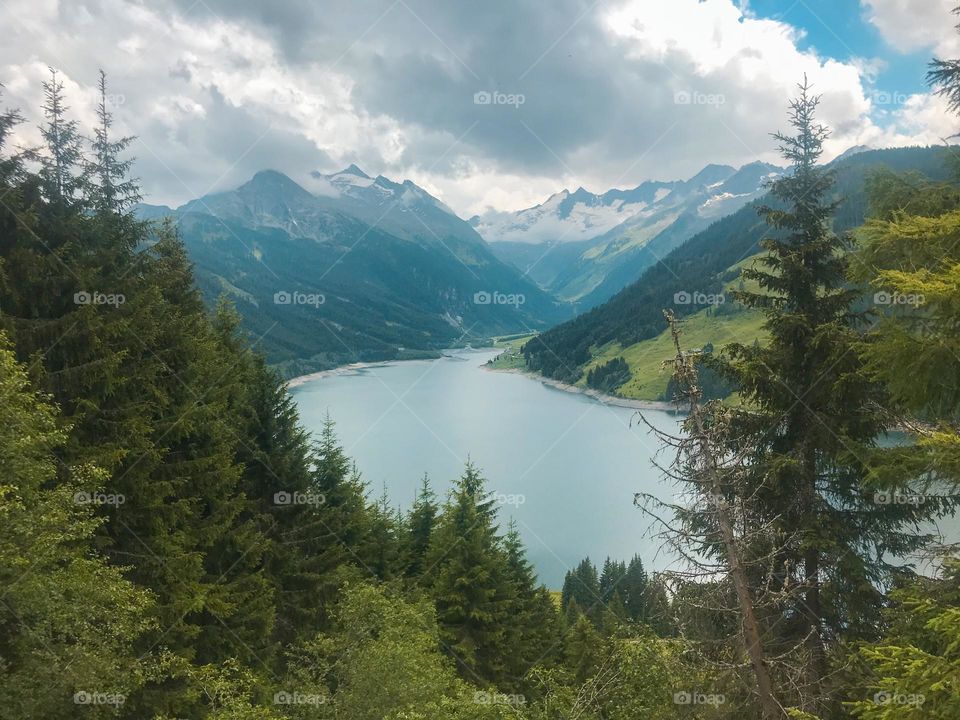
(136, 167), (569, 377)
(135, 145), (929, 381)
(473, 161), (785, 309)
(520, 145), (955, 390)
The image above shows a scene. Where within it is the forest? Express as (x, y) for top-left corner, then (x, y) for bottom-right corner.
(1, 23), (960, 720)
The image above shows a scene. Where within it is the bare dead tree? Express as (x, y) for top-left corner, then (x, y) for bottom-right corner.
(634, 311), (789, 719)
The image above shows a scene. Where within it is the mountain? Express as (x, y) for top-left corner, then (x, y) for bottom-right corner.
(521, 146), (956, 387)
(138, 168), (570, 377)
(477, 161), (784, 309)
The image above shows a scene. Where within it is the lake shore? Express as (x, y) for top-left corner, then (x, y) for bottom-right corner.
(484, 365), (682, 412)
(286, 360), (402, 389)
(285, 348), (498, 389)
(286, 352), (682, 413)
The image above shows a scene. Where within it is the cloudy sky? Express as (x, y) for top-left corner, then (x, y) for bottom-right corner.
(2, 0), (958, 217)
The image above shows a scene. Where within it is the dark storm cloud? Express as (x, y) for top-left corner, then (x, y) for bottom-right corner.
(135, 87), (332, 203)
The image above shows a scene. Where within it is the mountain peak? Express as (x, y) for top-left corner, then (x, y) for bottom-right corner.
(338, 163), (370, 179)
(242, 170), (312, 197)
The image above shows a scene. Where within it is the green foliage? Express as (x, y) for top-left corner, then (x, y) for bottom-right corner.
(585, 356), (630, 393)
(426, 463), (514, 684)
(848, 561), (960, 719)
(713, 85), (936, 714)
(0, 333), (154, 720)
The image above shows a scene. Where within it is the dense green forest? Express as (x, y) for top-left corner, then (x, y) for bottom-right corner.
(3, 32), (960, 720)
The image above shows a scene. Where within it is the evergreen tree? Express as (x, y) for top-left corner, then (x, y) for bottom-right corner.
(501, 520), (560, 688)
(715, 78), (936, 711)
(87, 70), (140, 215)
(426, 462), (513, 685)
(598, 557), (626, 603)
(366, 485), (403, 580)
(562, 615), (602, 684)
(560, 557), (601, 621)
(38, 67), (87, 205)
(621, 554), (648, 622)
(404, 474), (438, 578)
(0, 333), (153, 720)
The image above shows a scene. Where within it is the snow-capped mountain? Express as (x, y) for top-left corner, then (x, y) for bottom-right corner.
(470, 180), (677, 245)
(481, 161), (784, 307)
(472, 162), (779, 246)
(306, 165), (471, 246)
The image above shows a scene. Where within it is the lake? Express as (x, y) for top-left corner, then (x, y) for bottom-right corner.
(290, 347), (684, 588)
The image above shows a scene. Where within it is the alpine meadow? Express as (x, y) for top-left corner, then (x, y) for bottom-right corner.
(4, 1), (960, 719)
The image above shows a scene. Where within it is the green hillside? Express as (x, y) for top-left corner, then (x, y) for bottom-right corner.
(523, 146), (957, 386)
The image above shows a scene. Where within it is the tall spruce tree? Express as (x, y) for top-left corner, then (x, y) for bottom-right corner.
(501, 520), (561, 689)
(426, 462), (513, 685)
(87, 70), (140, 215)
(716, 78), (936, 712)
(38, 67), (87, 205)
(621, 555), (648, 622)
(403, 474), (438, 578)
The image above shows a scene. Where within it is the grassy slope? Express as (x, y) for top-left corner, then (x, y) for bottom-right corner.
(486, 255), (770, 399)
(488, 334), (537, 370)
(580, 252), (769, 400)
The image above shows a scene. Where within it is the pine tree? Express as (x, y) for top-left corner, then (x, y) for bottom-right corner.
(403, 474), (437, 578)
(560, 557), (601, 622)
(715, 78), (936, 712)
(563, 615), (602, 684)
(0, 332), (153, 720)
(366, 485), (402, 580)
(598, 557), (626, 603)
(87, 70), (140, 215)
(38, 67), (88, 205)
(501, 520), (560, 688)
(621, 554), (648, 622)
(426, 462), (513, 685)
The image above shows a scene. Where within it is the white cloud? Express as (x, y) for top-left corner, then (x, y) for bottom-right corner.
(861, 0), (960, 56)
(0, 0), (954, 217)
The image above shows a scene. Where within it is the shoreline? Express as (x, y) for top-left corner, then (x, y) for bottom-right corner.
(284, 347), (499, 389)
(285, 351), (682, 413)
(483, 365), (682, 412)
(285, 360), (402, 388)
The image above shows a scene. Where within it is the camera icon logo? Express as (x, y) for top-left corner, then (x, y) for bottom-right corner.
(474, 91), (492, 105)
